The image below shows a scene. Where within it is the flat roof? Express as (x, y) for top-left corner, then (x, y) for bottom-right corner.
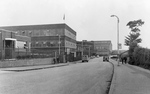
(0, 23), (76, 35)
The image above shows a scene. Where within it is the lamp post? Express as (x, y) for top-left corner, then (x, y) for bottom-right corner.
(82, 40), (83, 56)
(88, 46), (91, 57)
(56, 34), (61, 63)
(0, 32), (2, 60)
(58, 35), (61, 56)
(111, 15), (120, 66)
(57, 34), (61, 56)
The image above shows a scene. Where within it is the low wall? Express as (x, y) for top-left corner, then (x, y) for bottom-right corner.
(0, 58), (54, 68)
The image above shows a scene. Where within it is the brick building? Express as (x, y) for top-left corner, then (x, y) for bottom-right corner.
(0, 29), (31, 59)
(93, 41), (112, 56)
(76, 40), (94, 57)
(0, 24), (76, 62)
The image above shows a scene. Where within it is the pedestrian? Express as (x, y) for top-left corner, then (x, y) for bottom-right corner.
(121, 57), (124, 64)
(57, 57), (59, 63)
(124, 57), (127, 64)
(53, 58), (56, 64)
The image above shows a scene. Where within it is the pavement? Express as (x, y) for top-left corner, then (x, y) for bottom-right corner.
(0, 60), (81, 72)
(0, 63), (69, 72)
(109, 59), (150, 94)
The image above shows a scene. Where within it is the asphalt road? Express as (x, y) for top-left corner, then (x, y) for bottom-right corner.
(0, 57), (113, 94)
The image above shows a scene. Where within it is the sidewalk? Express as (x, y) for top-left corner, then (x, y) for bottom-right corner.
(0, 63), (69, 72)
(0, 60), (82, 72)
(109, 59), (150, 94)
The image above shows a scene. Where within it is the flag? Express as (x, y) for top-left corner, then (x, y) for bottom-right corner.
(63, 14), (65, 20)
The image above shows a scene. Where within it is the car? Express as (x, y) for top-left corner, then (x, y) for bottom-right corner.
(110, 55), (118, 59)
(82, 55), (89, 62)
(103, 56), (109, 62)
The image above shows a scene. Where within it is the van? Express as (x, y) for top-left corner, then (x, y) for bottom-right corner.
(82, 55), (89, 62)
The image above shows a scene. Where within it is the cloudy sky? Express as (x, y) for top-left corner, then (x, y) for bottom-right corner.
(0, 0), (150, 50)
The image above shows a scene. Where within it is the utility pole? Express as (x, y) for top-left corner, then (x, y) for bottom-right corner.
(58, 35), (60, 56)
(89, 46), (90, 57)
(111, 15), (120, 66)
(0, 32), (2, 60)
(82, 40), (83, 56)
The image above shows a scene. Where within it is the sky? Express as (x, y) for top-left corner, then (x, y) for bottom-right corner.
(0, 0), (150, 50)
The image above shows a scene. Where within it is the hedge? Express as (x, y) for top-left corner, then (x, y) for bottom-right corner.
(132, 47), (150, 68)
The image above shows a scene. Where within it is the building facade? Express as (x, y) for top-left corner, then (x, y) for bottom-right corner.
(93, 41), (112, 56)
(76, 40), (94, 57)
(0, 29), (31, 59)
(0, 24), (76, 62)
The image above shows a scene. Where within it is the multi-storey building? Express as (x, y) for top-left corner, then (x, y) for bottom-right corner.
(76, 40), (94, 56)
(0, 24), (76, 62)
(93, 41), (112, 56)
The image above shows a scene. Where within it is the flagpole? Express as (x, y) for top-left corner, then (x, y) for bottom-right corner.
(63, 14), (65, 23)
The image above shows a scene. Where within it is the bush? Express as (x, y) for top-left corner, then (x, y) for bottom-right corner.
(132, 47), (150, 68)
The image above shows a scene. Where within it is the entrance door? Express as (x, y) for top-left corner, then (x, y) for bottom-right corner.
(5, 40), (15, 59)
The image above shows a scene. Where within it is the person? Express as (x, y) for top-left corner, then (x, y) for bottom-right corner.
(53, 58), (56, 64)
(124, 57), (127, 64)
(57, 57), (59, 63)
(121, 57), (124, 64)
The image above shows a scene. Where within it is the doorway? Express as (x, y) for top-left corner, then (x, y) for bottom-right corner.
(5, 40), (15, 59)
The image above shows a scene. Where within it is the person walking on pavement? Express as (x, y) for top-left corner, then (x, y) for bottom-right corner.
(53, 58), (56, 64)
(124, 57), (127, 64)
(57, 57), (59, 63)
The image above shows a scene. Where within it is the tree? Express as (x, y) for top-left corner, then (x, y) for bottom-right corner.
(125, 19), (144, 64)
(125, 33), (142, 46)
(125, 19), (144, 46)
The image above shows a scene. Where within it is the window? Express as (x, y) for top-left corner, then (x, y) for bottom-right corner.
(31, 42), (35, 47)
(36, 42), (39, 47)
(46, 41), (51, 47)
(22, 31), (25, 35)
(43, 41), (47, 47)
(50, 41), (54, 46)
(29, 31), (32, 37)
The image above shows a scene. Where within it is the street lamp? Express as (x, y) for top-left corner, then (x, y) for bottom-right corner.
(57, 34), (61, 56)
(88, 46), (91, 57)
(82, 40), (83, 56)
(0, 32), (2, 60)
(111, 15), (120, 66)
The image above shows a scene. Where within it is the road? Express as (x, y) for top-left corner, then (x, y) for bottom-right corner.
(0, 57), (113, 94)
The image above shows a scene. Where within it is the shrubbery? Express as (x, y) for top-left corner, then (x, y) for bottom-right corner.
(130, 47), (150, 69)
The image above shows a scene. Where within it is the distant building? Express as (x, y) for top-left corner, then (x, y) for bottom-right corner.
(0, 29), (31, 59)
(0, 24), (76, 62)
(76, 40), (94, 56)
(93, 41), (112, 56)
(111, 50), (127, 55)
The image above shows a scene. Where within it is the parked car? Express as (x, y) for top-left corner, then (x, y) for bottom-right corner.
(82, 55), (89, 62)
(110, 55), (118, 59)
(103, 56), (109, 62)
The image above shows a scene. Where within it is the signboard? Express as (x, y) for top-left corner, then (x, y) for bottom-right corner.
(118, 43), (122, 49)
(16, 41), (26, 48)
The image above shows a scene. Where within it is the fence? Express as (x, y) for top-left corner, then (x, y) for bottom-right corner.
(0, 47), (83, 63)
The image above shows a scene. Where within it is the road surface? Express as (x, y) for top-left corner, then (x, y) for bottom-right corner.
(0, 57), (113, 94)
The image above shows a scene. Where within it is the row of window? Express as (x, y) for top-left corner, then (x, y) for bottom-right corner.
(96, 46), (109, 50)
(15, 29), (76, 37)
(31, 41), (76, 48)
(65, 29), (76, 40)
(31, 41), (63, 47)
(15, 29), (63, 37)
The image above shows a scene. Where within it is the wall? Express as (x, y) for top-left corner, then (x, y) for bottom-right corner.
(0, 58), (53, 68)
